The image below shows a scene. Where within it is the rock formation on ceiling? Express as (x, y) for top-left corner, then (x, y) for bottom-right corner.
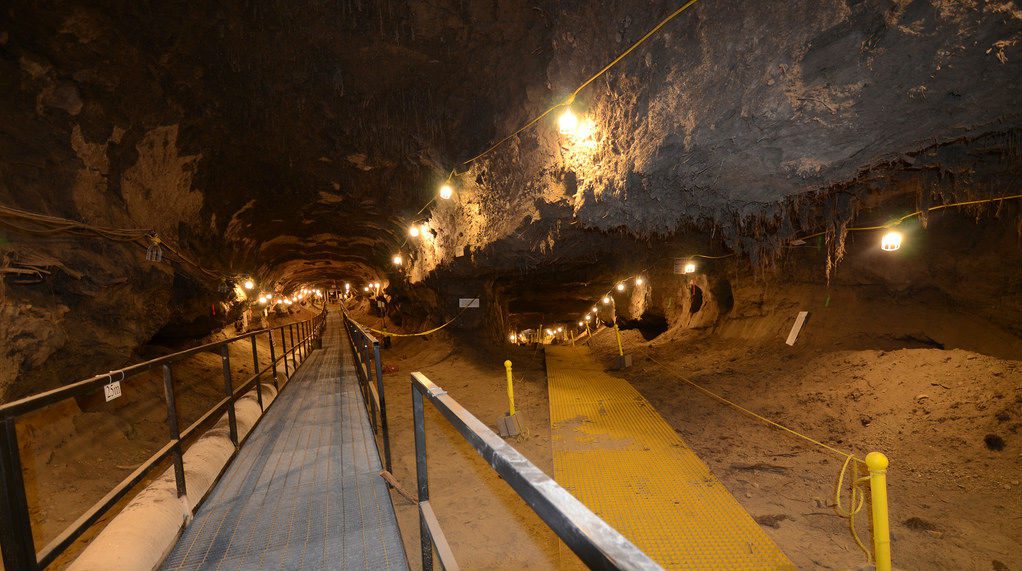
(1, 0), (1020, 398)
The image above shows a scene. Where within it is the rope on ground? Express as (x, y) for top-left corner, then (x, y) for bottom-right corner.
(355, 298), (479, 338)
(645, 354), (875, 562)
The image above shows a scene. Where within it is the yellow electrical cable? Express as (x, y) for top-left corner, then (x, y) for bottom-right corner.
(795, 194), (1022, 242)
(428, 0), (706, 203)
(658, 362), (866, 463)
(645, 355), (876, 563)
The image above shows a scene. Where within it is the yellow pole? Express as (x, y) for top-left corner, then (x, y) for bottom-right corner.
(613, 323), (624, 356)
(504, 360), (515, 416)
(865, 452), (891, 571)
(570, 330), (575, 347)
(584, 322), (591, 338)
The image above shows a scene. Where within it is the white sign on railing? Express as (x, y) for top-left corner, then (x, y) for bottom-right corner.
(458, 298), (480, 308)
(104, 381), (122, 402)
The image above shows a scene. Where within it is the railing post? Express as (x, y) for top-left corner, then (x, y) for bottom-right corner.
(363, 342), (378, 431)
(373, 341), (392, 473)
(220, 346), (239, 447)
(412, 383), (432, 571)
(250, 336), (263, 411)
(267, 329), (279, 389)
(161, 364), (187, 499)
(0, 418), (37, 571)
(280, 326), (290, 378)
(288, 324), (297, 370)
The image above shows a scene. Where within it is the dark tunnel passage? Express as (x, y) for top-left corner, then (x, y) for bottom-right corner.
(1, 2), (1020, 570)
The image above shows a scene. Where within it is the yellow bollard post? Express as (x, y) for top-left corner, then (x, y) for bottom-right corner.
(570, 330), (575, 347)
(504, 360), (515, 416)
(865, 452), (892, 571)
(613, 322), (624, 356)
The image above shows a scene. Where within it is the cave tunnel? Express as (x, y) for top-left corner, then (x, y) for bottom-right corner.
(1, 2), (1020, 570)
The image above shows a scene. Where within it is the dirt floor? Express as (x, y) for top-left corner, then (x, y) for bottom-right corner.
(588, 326), (1022, 571)
(11, 304), (322, 570)
(372, 310), (1020, 571)
(13, 303), (1021, 571)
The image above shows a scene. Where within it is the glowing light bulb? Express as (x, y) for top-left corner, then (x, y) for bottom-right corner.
(392, 254), (403, 265)
(345, 283), (350, 290)
(683, 262), (697, 274)
(557, 327), (563, 333)
(409, 225), (420, 238)
(616, 283), (625, 291)
(558, 108), (579, 135)
(363, 287), (369, 292)
(243, 280), (254, 290)
(259, 297), (267, 305)
(276, 298), (284, 304)
(545, 329), (552, 335)
(881, 231), (902, 252)
(439, 184), (454, 200)
(578, 321), (584, 327)
(420, 223), (430, 236)
(635, 277), (644, 285)
(285, 299), (293, 305)
(602, 296), (611, 304)
(585, 315), (591, 321)
(509, 334), (516, 342)
(592, 306), (598, 313)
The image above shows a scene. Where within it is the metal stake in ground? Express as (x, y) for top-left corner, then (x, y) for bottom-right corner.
(497, 360), (525, 438)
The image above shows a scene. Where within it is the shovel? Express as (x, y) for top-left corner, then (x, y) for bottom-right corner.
(497, 360), (526, 438)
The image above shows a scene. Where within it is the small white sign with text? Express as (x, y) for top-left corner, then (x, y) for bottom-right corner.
(458, 298), (480, 308)
(104, 381), (122, 402)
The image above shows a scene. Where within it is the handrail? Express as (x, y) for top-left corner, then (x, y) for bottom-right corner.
(410, 371), (663, 571)
(339, 305), (392, 473)
(0, 307), (328, 571)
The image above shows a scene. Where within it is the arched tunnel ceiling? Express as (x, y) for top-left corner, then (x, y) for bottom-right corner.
(1, 0), (1020, 295)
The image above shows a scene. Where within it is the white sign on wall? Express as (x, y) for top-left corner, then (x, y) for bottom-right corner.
(458, 298), (480, 308)
(785, 311), (809, 346)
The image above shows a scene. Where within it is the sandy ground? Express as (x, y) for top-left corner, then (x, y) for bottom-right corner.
(11, 305), (322, 570)
(373, 311), (1019, 571)
(586, 326), (1022, 571)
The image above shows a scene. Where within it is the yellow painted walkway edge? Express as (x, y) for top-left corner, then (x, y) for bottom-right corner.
(545, 346), (794, 571)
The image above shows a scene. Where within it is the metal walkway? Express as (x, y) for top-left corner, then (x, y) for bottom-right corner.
(161, 313), (408, 571)
(546, 346), (794, 571)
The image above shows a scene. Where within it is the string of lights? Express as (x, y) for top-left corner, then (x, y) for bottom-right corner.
(391, 0), (707, 265)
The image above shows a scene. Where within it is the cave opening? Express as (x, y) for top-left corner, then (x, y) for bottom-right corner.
(1, 2), (1019, 570)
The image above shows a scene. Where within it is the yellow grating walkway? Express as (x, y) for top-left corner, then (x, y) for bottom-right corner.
(545, 346), (794, 571)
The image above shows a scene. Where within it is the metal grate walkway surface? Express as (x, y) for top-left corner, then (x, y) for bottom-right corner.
(546, 346), (794, 571)
(161, 313), (408, 571)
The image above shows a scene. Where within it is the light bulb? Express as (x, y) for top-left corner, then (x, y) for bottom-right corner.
(409, 225), (420, 238)
(557, 327), (563, 332)
(592, 306), (598, 313)
(243, 280), (254, 290)
(683, 262), (697, 274)
(392, 254), (403, 265)
(439, 184), (454, 200)
(585, 315), (591, 321)
(635, 277), (644, 285)
(363, 287), (369, 292)
(558, 108), (579, 135)
(616, 283), (625, 291)
(578, 321), (584, 327)
(602, 296), (611, 304)
(881, 231), (902, 252)
(509, 334), (516, 342)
